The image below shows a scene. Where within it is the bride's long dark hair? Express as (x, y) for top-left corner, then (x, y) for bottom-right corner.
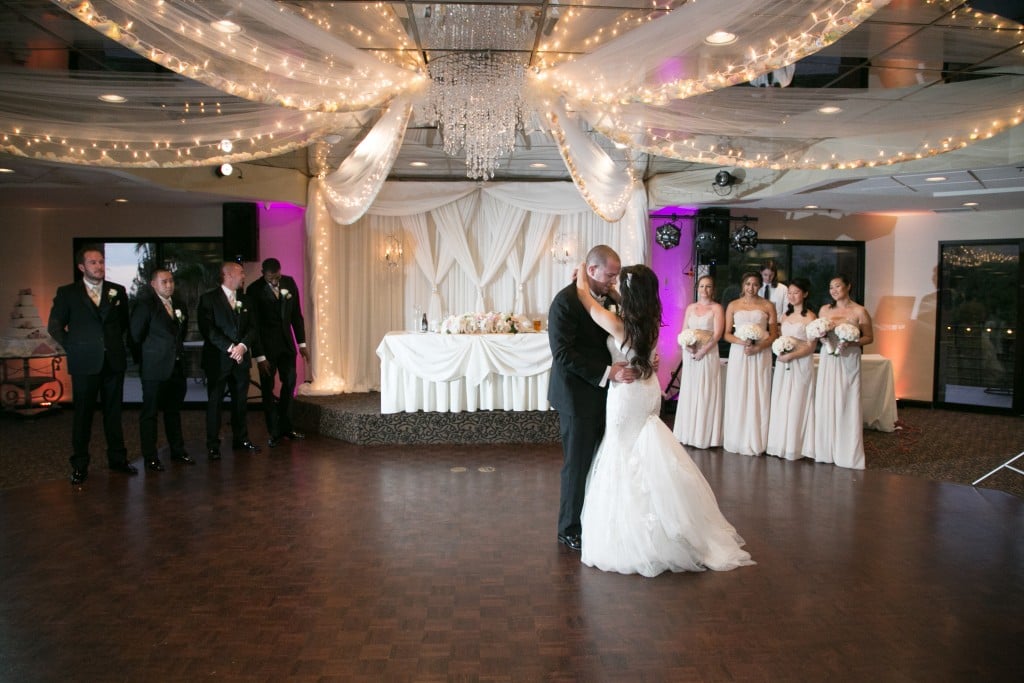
(619, 264), (661, 379)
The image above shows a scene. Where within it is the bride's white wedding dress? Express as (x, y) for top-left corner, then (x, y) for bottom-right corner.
(580, 338), (754, 577)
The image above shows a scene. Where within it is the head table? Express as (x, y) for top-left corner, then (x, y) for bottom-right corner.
(376, 331), (897, 431)
(376, 331), (552, 414)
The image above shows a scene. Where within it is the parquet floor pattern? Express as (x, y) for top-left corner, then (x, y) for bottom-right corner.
(1, 437), (1021, 682)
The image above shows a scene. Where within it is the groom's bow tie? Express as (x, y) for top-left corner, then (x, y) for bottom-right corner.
(591, 291), (606, 305)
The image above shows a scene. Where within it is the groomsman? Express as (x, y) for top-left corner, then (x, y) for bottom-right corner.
(246, 257), (308, 447)
(198, 261), (260, 459)
(130, 268), (194, 471)
(47, 244), (134, 486)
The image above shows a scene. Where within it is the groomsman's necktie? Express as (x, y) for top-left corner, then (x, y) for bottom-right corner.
(87, 284), (101, 307)
(762, 284), (770, 298)
(162, 297), (174, 317)
(272, 284), (280, 300)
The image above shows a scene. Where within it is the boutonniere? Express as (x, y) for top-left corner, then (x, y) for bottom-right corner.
(279, 288), (292, 300)
(174, 308), (184, 322)
(107, 288), (118, 303)
(608, 304), (618, 316)
(235, 300), (244, 312)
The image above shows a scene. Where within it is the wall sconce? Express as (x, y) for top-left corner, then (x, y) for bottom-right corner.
(382, 234), (403, 271)
(215, 163), (234, 177)
(550, 232), (574, 264)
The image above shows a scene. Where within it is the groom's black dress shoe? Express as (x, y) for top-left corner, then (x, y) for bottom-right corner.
(283, 430), (305, 440)
(233, 440), (261, 453)
(70, 470), (88, 486)
(558, 534), (582, 551)
(145, 459), (165, 472)
(207, 448), (221, 461)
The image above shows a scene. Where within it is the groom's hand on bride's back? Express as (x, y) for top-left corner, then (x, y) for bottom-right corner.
(611, 361), (636, 383)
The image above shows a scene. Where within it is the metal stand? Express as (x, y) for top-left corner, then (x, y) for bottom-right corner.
(972, 450), (1024, 486)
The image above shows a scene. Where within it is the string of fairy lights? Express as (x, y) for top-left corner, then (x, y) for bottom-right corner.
(1, 0), (1020, 174)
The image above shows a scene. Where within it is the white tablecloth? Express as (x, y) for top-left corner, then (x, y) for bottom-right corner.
(376, 331), (552, 413)
(719, 353), (898, 432)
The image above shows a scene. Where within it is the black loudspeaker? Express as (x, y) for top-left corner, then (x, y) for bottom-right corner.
(694, 207), (731, 264)
(222, 202), (259, 262)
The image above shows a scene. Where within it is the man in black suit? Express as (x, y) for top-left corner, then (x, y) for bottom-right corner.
(547, 245), (635, 551)
(246, 257), (309, 448)
(47, 244), (135, 486)
(198, 261), (260, 459)
(130, 268), (194, 472)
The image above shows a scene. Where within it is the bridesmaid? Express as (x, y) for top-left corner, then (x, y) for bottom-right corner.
(722, 271), (777, 456)
(672, 275), (725, 448)
(813, 275), (874, 470)
(766, 278), (817, 460)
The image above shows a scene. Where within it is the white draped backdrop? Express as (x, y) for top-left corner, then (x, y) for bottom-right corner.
(300, 181), (649, 395)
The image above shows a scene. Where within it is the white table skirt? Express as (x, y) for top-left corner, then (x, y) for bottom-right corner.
(718, 353), (898, 432)
(376, 331), (552, 413)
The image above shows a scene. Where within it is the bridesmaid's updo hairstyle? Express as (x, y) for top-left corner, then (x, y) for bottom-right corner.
(786, 277), (812, 317)
(619, 264), (661, 380)
(828, 274), (853, 309)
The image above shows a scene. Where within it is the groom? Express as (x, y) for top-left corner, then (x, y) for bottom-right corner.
(547, 245), (635, 551)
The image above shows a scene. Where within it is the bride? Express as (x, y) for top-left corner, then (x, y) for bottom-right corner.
(575, 263), (754, 577)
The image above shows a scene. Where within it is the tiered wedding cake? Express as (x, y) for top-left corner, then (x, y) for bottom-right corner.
(0, 288), (64, 357)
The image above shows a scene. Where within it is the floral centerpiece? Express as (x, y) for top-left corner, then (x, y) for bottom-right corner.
(734, 323), (765, 344)
(771, 335), (797, 356)
(441, 311), (535, 334)
(678, 328), (711, 349)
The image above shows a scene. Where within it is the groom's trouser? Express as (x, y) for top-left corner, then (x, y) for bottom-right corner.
(557, 413), (606, 537)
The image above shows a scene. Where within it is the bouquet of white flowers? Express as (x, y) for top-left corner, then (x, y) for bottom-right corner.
(678, 328), (711, 348)
(735, 323), (765, 344)
(835, 322), (861, 344)
(804, 317), (833, 341)
(831, 322), (861, 355)
(771, 335), (797, 356)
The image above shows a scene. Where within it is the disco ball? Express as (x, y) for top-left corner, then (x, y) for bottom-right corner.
(695, 230), (720, 259)
(655, 222), (681, 249)
(730, 225), (758, 252)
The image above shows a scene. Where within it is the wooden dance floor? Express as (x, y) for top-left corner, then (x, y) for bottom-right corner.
(1, 436), (1021, 681)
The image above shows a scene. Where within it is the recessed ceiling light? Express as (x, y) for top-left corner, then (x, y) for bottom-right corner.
(817, 106), (842, 115)
(803, 204), (819, 209)
(219, 139), (233, 153)
(0, 167), (14, 174)
(529, 162), (548, 168)
(925, 176), (947, 182)
(211, 19), (242, 34)
(215, 163), (234, 177)
(113, 198), (128, 203)
(704, 31), (737, 46)
(409, 161), (428, 167)
(98, 94), (126, 103)
(323, 134), (342, 144)
(962, 201), (979, 207)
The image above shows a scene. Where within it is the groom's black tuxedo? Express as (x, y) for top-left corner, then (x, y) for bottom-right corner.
(547, 281), (613, 539)
(47, 279), (130, 471)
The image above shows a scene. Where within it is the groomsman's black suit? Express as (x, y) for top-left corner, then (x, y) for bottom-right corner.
(198, 286), (258, 451)
(130, 291), (189, 465)
(547, 281), (613, 541)
(246, 273), (306, 440)
(47, 279), (131, 473)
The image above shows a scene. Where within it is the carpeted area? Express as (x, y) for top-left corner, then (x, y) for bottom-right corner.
(0, 397), (1020, 497)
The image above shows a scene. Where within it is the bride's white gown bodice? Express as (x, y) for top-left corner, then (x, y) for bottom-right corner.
(580, 336), (753, 577)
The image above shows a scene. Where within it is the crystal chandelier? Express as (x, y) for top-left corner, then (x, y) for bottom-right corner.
(420, 5), (533, 180)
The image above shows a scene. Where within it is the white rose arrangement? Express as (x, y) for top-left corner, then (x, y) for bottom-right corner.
(678, 328), (711, 349)
(833, 322), (861, 355)
(441, 312), (535, 334)
(280, 288), (292, 300)
(804, 318), (833, 341)
(771, 335), (797, 356)
(735, 323), (765, 344)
